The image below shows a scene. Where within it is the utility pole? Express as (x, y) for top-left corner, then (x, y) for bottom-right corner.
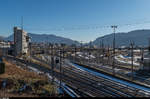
(61, 44), (65, 74)
(59, 48), (62, 89)
(130, 41), (134, 81)
(27, 42), (31, 69)
(89, 41), (92, 63)
(2, 42), (5, 57)
(62, 47), (64, 59)
(80, 41), (83, 52)
(111, 25), (117, 75)
(149, 38), (150, 53)
(74, 45), (77, 62)
(107, 44), (110, 65)
(51, 44), (54, 84)
(98, 40), (101, 64)
(101, 38), (104, 65)
(80, 41), (83, 64)
(140, 46), (144, 70)
(100, 40), (102, 64)
(29, 42), (32, 56)
(149, 38), (150, 72)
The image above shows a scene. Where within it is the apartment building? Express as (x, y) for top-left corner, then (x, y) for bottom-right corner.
(14, 27), (29, 56)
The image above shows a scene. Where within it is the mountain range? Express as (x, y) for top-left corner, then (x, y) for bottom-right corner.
(0, 36), (4, 41)
(4, 33), (80, 45)
(92, 29), (150, 47)
(3, 29), (150, 46)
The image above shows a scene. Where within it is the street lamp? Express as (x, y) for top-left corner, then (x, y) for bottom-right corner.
(111, 25), (117, 75)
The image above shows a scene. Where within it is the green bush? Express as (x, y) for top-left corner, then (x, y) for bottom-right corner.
(0, 62), (5, 74)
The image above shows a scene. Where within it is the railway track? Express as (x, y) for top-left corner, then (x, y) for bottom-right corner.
(61, 73), (111, 97)
(69, 63), (150, 96)
(5, 56), (92, 97)
(63, 66), (134, 97)
(5, 56), (118, 97)
(32, 55), (150, 97)
(5, 55), (150, 97)
(73, 57), (139, 71)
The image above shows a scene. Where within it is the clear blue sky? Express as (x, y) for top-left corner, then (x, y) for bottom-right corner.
(1, 0), (150, 42)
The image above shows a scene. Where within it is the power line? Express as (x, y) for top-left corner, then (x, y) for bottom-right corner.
(24, 20), (150, 32)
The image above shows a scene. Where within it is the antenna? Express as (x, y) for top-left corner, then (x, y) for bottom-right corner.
(21, 16), (23, 30)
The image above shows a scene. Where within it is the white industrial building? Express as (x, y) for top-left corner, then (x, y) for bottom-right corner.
(14, 27), (29, 56)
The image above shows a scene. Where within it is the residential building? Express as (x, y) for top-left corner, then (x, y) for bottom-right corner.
(14, 27), (29, 56)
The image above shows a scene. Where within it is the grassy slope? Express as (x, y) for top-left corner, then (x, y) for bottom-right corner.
(0, 60), (57, 97)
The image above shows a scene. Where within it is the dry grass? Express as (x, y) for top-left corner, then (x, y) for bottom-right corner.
(0, 60), (47, 81)
(0, 60), (57, 97)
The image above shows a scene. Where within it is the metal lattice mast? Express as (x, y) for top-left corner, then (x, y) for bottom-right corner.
(111, 25), (117, 75)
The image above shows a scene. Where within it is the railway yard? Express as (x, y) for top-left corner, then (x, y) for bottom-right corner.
(3, 49), (150, 97)
(1, 44), (150, 97)
(1, 0), (150, 98)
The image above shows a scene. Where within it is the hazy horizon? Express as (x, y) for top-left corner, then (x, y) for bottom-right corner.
(2, 28), (150, 43)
